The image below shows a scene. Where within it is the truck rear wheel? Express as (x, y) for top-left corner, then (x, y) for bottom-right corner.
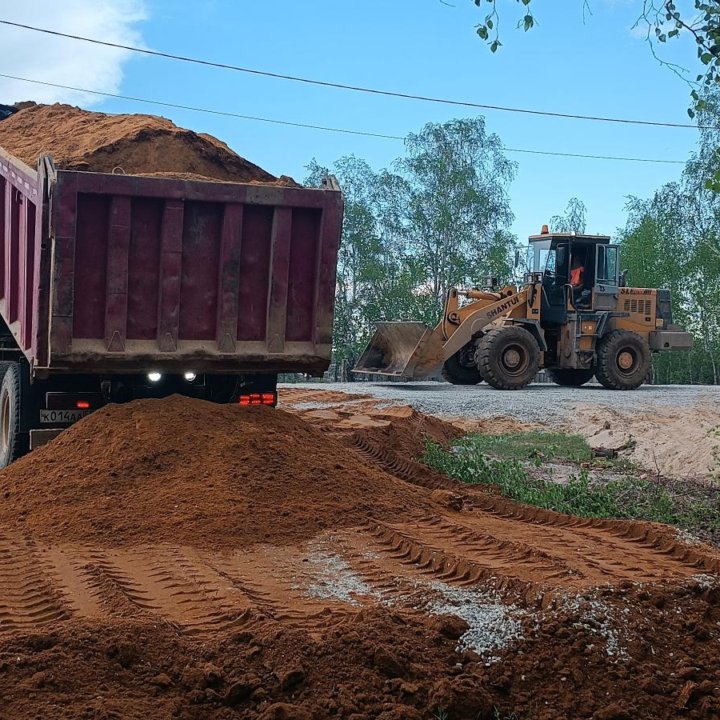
(595, 330), (651, 390)
(546, 368), (595, 387)
(0, 362), (28, 468)
(442, 345), (483, 385)
(477, 326), (539, 390)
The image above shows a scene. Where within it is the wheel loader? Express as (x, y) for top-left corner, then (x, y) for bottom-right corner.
(354, 229), (692, 390)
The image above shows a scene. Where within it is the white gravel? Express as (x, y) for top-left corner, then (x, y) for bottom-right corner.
(691, 573), (718, 590)
(299, 541), (381, 606)
(282, 381), (720, 425)
(426, 582), (524, 662)
(561, 595), (628, 657)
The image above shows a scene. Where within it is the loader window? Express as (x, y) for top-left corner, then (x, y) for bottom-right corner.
(531, 240), (552, 272)
(555, 244), (568, 281)
(544, 249), (556, 273)
(597, 245), (619, 285)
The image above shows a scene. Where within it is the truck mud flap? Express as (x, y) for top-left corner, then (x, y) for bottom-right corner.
(353, 322), (444, 380)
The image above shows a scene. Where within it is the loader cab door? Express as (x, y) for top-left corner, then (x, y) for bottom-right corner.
(540, 242), (570, 325)
(594, 244), (620, 310)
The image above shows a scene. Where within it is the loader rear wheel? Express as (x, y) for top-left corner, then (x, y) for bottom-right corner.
(595, 330), (651, 391)
(546, 368), (595, 387)
(477, 326), (539, 390)
(0, 362), (28, 468)
(442, 345), (483, 385)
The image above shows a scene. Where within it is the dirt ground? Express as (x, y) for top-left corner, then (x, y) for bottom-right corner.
(0, 392), (719, 719)
(283, 382), (720, 482)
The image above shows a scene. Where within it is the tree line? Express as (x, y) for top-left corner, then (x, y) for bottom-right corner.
(306, 118), (517, 380)
(308, 105), (720, 385)
(618, 93), (720, 385)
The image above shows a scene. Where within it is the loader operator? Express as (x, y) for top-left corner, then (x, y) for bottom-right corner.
(570, 257), (584, 288)
(570, 255), (591, 308)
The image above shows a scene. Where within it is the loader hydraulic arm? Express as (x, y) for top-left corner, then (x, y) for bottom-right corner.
(441, 286), (526, 346)
(444, 287), (516, 328)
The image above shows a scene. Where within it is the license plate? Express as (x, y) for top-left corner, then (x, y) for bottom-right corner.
(40, 409), (87, 424)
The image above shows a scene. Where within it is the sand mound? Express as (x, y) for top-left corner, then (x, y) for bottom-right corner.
(0, 396), (427, 549)
(0, 103), (298, 185)
(576, 403), (720, 480)
(353, 406), (462, 458)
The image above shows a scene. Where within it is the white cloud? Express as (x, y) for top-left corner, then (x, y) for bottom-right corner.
(0, 0), (146, 106)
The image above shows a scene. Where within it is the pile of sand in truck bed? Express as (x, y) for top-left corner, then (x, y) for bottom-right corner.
(0, 396), (429, 549)
(0, 103), (298, 185)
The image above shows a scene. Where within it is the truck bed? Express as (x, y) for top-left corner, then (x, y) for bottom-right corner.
(0, 149), (342, 376)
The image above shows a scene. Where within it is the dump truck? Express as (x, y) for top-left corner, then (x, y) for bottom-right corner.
(0, 145), (343, 466)
(355, 229), (692, 390)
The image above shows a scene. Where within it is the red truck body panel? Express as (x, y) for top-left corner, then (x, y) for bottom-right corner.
(0, 149), (342, 376)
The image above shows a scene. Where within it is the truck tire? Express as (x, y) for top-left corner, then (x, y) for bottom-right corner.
(0, 362), (28, 468)
(442, 345), (483, 385)
(595, 330), (651, 390)
(477, 326), (540, 390)
(546, 368), (595, 387)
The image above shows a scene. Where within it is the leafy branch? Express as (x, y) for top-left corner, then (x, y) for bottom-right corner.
(474, 0), (534, 53)
(472, 1), (720, 115)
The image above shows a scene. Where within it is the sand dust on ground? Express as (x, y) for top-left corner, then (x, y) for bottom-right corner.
(280, 386), (538, 436)
(280, 387), (720, 481)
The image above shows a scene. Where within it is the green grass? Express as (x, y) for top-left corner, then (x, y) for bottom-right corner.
(465, 431), (592, 464)
(423, 435), (720, 534)
(493, 711), (520, 720)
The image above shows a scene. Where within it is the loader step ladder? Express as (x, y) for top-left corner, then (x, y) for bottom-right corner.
(570, 313), (609, 363)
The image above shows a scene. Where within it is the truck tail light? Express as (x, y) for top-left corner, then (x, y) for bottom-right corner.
(238, 392), (277, 407)
(76, 400), (91, 409)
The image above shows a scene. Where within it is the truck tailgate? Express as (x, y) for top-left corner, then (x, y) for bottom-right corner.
(43, 169), (342, 374)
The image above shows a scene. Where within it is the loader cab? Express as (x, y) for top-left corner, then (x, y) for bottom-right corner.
(527, 230), (618, 324)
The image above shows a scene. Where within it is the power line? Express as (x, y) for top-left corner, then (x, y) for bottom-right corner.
(504, 147), (683, 164)
(0, 18), (715, 132)
(0, 74), (400, 140)
(0, 73), (687, 165)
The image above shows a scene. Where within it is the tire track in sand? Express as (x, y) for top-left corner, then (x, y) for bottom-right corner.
(1, 539), (357, 637)
(345, 440), (719, 605)
(0, 533), (71, 632)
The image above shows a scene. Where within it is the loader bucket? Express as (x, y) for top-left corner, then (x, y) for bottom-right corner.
(353, 322), (445, 380)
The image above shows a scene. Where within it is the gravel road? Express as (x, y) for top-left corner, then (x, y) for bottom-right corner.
(281, 381), (720, 425)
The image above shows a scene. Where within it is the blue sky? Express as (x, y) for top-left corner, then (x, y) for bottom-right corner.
(0, 1), (703, 241)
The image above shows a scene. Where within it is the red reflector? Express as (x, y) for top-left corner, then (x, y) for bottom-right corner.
(239, 392), (277, 407)
(76, 400), (90, 409)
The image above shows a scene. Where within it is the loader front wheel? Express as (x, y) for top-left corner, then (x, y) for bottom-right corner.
(595, 330), (651, 390)
(546, 368), (595, 387)
(442, 345), (483, 385)
(477, 326), (539, 390)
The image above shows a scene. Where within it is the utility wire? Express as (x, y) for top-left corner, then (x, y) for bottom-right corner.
(0, 73), (687, 165)
(0, 18), (716, 132)
(0, 74), (400, 140)
(0, 73), (689, 165)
